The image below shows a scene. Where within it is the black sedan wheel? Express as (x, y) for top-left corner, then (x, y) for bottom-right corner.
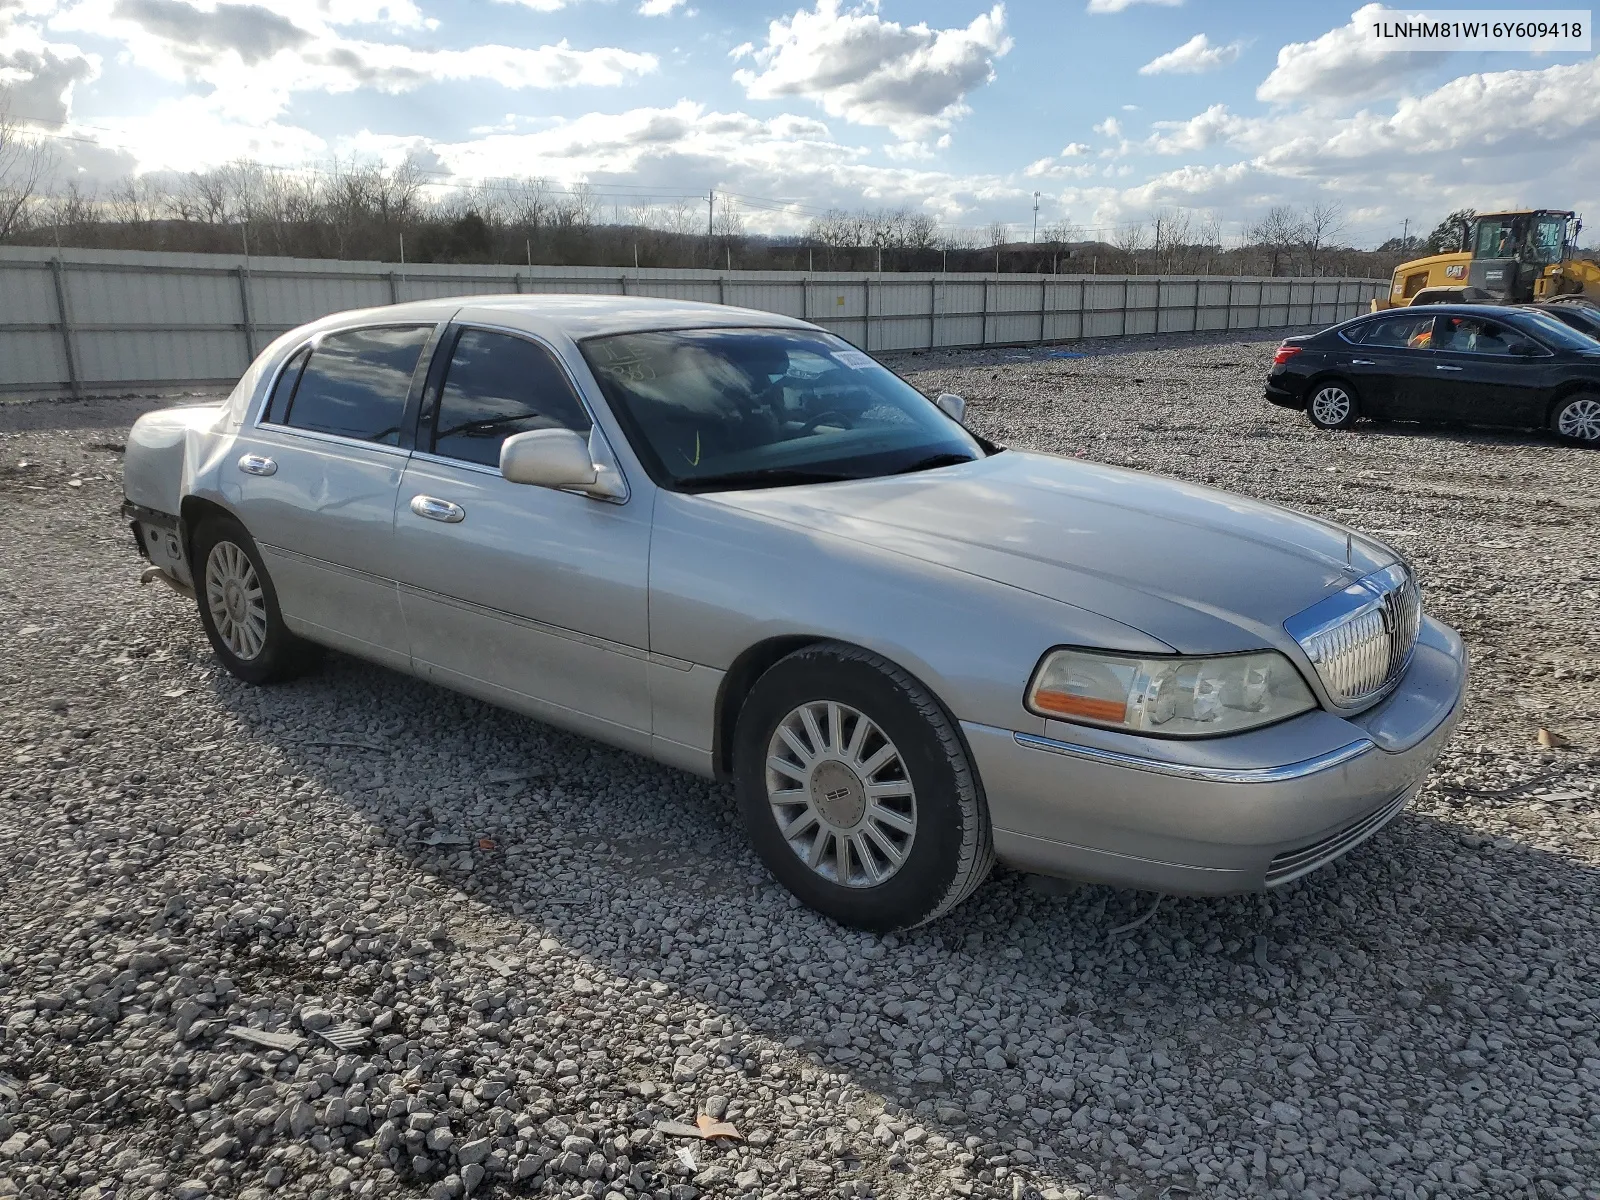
(1307, 382), (1359, 430)
(1553, 393), (1600, 445)
(733, 642), (994, 931)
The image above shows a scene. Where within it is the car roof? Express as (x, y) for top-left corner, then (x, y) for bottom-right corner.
(316, 294), (817, 341)
(1358, 304), (1534, 319)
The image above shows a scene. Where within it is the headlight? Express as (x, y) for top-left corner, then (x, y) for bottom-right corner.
(1025, 648), (1316, 737)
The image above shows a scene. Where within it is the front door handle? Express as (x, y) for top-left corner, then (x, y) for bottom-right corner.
(1435, 364), (1464, 372)
(410, 494), (465, 524)
(238, 453), (277, 476)
(1350, 358), (1376, 366)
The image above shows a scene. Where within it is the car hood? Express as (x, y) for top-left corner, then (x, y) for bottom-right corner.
(706, 449), (1399, 654)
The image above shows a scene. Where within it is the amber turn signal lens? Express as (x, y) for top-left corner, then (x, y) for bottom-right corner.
(1032, 690), (1128, 723)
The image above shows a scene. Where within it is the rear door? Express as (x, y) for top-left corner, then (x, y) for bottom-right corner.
(226, 322), (439, 669)
(1342, 312), (1437, 418)
(1421, 314), (1553, 427)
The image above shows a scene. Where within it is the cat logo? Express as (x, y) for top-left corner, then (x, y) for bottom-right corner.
(1445, 264), (1466, 279)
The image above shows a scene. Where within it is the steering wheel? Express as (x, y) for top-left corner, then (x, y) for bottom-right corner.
(801, 409), (856, 433)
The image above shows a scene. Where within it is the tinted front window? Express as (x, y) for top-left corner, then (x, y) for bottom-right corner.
(1435, 316), (1514, 354)
(284, 325), (432, 444)
(581, 327), (985, 491)
(432, 329), (592, 467)
(1355, 315), (1435, 348)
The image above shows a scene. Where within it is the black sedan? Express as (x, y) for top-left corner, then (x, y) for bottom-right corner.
(1521, 302), (1600, 342)
(1265, 303), (1600, 444)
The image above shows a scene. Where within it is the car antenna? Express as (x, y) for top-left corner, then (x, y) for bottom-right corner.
(1346, 531), (1353, 567)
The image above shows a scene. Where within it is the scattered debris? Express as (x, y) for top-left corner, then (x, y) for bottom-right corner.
(226, 1026), (304, 1052)
(654, 1116), (742, 1142)
(422, 831), (471, 847)
(1107, 893), (1163, 939)
(483, 954), (513, 978)
(1537, 728), (1569, 748)
(315, 1024), (369, 1051)
(477, 837), (497, 851)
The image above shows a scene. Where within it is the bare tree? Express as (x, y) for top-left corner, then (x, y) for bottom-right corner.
(1247, 205), (1307, 276)
(1300, 201), (1345, 276)
(1152, 208), (1193, 273)
(0, 93), (55, 241)
(985, 220), (1009, 248)
(1113, 220), (1149, 272)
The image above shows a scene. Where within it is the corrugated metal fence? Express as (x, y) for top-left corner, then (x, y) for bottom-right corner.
(0, 245), (1386, 396)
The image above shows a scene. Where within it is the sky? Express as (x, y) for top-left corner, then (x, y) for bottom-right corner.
(1, 0), (1597, 247)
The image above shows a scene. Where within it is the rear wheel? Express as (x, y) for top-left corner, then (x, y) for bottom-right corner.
(1552, 393), (1600, 445)
(192, 515), (319, 684)
(733, 643), (993, 931)
(1307, 381), (1359, 430)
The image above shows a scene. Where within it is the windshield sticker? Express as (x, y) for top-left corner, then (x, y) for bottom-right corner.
(833, 349), (880, 371)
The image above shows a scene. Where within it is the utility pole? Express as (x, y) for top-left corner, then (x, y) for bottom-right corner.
(1032, 191), (1040, 243)
(1402, 217), (1410, 247)
(707, 190), (714, 238)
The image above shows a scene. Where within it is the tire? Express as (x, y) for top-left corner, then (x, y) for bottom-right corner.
(1306, 380), (1359, 430)
(191, 515), (318, 684)
(1551, 392), (1600, 445)
(732, 642), (994, 931)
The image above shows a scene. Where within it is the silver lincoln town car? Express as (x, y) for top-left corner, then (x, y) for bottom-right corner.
(124, 296), (1468, 931)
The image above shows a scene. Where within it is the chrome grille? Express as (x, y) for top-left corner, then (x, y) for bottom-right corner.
(1285, 563), (1421, 708)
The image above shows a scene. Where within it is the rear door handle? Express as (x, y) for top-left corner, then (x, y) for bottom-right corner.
(237, 454), (277, 476)
(410, 494), (465, 524)
(1435, 365), (1464, 372)
(1350, 359), (1376, 366)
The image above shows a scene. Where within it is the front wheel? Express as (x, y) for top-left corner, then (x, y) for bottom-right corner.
(1552, 393), (1600, 445)
(1307, 381), (1359, 430)
(733, 643), (993, 931)
(192, 515), (319, 684)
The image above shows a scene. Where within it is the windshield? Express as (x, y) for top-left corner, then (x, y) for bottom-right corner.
(1517, 309), (1600, 351)
(1530, 216), (1567, 265)
(580, 326), (986, 491)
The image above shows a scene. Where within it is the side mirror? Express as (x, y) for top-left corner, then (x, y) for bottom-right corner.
(501, 428), (598, 489)
(935, 392), (967, 423)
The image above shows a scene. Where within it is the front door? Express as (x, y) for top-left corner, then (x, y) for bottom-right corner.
(391, 325), (653, 748)
(226, 322), (438, 670)
(1420, 314), (1552, 427)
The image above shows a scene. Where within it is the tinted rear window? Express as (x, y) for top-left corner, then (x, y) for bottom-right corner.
(283, 325), (433, 444)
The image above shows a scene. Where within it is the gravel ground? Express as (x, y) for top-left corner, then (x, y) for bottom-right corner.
(2, 331), (1598, 1200)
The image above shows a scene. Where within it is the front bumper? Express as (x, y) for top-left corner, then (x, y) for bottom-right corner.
(967, 615), (1467, 894)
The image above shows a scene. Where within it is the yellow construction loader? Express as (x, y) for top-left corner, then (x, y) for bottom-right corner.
(1372, 209), (1600, 310)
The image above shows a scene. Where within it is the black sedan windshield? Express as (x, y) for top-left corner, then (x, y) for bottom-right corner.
(1517, 309), (1600, 350)
(580, 327), (985, 491)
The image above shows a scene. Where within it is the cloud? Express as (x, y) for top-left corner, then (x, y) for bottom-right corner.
(1138, 32), (1242, 75)
(112, 0), (309, 66)
(1085, 0), (1181, 12)
(637, 0), (688, 12)
(0, 8), (100, 124)
(50, 0), (658, 121)
(1145, 103), (1248, 152)
(1060, 141), (1088, 155)
(1092, 116), (1120, 137)
(732, 0), (1011, 137)
(1258, 3), (1432, 106)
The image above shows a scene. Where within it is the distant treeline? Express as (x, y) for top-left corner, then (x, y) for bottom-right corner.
(4, 154), (1407, 278)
